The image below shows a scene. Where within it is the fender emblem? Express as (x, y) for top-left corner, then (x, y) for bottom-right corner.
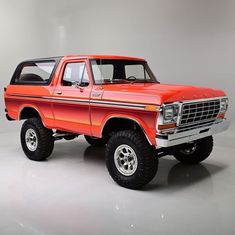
(92, 92), (101, 97)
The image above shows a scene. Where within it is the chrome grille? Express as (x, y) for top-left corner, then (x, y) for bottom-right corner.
(179, 99), (220, 131)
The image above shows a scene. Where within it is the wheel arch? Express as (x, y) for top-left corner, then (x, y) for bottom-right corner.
(19, 105), (45, 124)
(101, 115), (154, 145)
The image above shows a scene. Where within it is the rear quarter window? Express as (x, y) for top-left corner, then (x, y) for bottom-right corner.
(11, 61), (56, 85)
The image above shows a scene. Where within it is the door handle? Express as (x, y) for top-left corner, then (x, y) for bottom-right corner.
(56, 91), (62, 95)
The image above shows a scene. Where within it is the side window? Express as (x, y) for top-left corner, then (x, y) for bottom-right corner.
(62, 62), (89, 87)
(16, 61), (56, 84)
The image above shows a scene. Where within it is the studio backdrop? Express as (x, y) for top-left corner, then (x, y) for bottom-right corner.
(0, 0), (234, 131)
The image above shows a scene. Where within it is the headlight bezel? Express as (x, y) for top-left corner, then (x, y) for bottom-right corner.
(162, 103), (179, 124)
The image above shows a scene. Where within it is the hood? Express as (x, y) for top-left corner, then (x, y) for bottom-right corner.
(102, 83), (226, 105)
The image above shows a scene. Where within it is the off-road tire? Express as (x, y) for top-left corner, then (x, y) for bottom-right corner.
(84, 135), (107, 147)
(21, 118), (54, 161)
(173, 136), (213, 164)
(105, 130), (158, 189)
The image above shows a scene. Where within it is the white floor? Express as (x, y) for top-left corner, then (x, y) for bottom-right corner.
(0, 121), (235, 235)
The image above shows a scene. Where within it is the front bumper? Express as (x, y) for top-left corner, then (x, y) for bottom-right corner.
(156, 119), (230, 147)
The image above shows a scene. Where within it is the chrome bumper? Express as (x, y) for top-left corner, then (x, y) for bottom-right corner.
(156, 119), (230, 147)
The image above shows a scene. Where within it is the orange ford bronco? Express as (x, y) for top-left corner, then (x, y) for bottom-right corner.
(4, 55), (229, 188)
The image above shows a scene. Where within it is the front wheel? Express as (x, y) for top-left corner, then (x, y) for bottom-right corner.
(105, 130), (158, 189)
(173, 136), (213, 164)
(21, 118), (54, 161)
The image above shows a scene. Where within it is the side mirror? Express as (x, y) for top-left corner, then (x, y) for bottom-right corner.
(71, 81), (80, 88)
(71, 81), (89, 88)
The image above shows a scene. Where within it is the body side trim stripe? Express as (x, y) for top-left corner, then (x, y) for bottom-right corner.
(9, 94), (159, 110)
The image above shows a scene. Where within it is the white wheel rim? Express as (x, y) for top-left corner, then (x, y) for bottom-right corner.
(114, 144), (138, 176)
(25, 128), (38, 151)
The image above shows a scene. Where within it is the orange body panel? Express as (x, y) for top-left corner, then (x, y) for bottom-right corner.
(4, 55), (226, 146)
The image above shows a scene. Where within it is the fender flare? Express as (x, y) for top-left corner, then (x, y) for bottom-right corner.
(18, 105), (47, 127)
(100, 114), (155, 145)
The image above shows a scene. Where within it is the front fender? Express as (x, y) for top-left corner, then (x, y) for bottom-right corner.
(100, 113), (157, 145)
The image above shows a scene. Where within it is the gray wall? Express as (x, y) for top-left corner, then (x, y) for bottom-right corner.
(1, 0), (234, 130)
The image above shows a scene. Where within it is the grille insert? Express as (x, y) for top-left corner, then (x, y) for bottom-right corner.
(179, 99), (220, 129)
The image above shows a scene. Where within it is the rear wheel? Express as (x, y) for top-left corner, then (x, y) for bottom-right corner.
(173, 136), (213, 164)
(21, 118), (54, 161)
(84, 135), (107, 147)
(105, 130), (158, 189)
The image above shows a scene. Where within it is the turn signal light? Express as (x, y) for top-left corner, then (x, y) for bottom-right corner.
(217, 113), (225, 119)
(158, 123), (176, 130)
(145, 105), (160, 111)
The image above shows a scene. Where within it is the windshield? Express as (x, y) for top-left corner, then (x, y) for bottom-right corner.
(90, 59), (159, 84)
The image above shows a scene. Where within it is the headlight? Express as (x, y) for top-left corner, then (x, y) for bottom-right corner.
(220, 98), (228, 113)
(164, 106), (174, 120)
(163, 104), (179, 123)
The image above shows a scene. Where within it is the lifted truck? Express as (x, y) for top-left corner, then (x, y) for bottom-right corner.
(4, 55), (230, 189)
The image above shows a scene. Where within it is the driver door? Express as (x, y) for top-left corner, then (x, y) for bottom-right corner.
(52, 59), (92, 135)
